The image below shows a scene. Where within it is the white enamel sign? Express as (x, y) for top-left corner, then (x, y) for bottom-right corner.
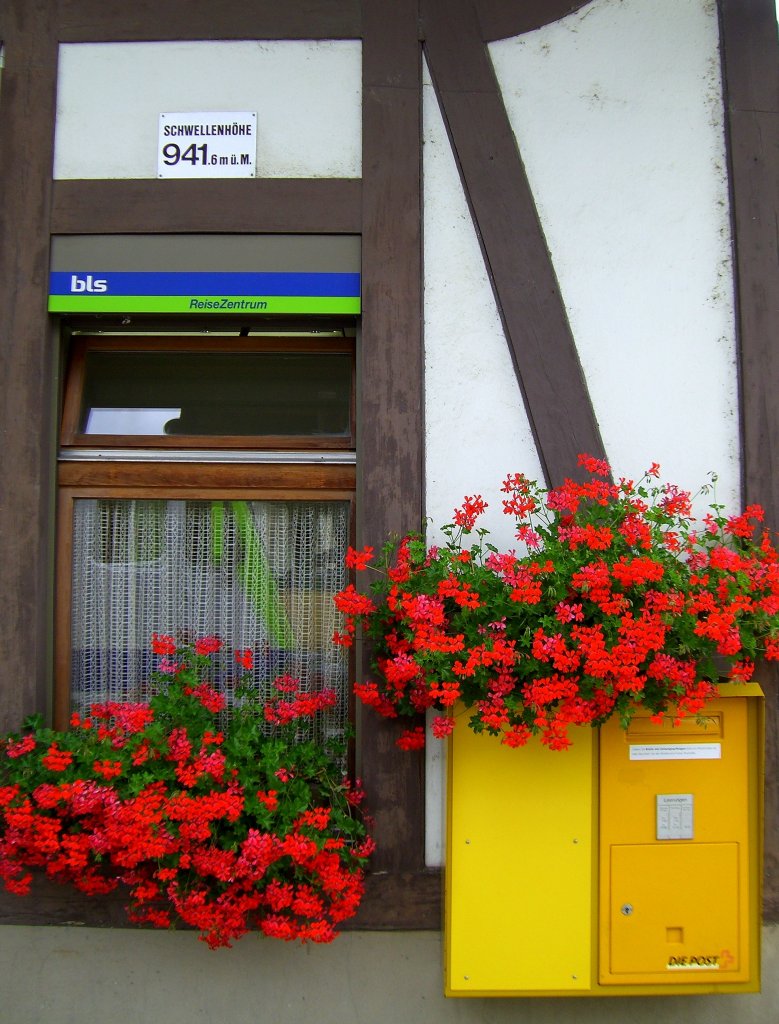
(158, 112), (256, 178)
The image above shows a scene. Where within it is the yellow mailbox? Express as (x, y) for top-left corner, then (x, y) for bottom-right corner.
(444, 685), (763, 997)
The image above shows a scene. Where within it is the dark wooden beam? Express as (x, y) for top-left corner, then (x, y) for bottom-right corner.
(347, 870), (441, 929)
(51, 179), (362, 234)
(359, 0), (427, 887)
(0, 877), (132, 928)
(719, 0), (779, 921)
(473, 0), (591, 42)
(57, 0), (361, 41)
(422, 0), (605, 487)
(0, 2), (59, 732)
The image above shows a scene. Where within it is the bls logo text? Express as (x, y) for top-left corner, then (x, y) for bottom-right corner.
(70, 275), (108, 293)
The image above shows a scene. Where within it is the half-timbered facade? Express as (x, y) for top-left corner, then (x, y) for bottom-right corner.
(0, 0), (777, 1017)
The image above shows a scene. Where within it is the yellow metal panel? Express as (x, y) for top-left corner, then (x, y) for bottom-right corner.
(445, 711), (594, 995)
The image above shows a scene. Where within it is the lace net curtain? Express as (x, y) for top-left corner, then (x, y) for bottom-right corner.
(71, 498), (349, 740)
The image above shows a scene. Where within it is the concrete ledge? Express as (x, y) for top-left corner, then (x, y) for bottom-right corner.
(0, 925), (777, 1023)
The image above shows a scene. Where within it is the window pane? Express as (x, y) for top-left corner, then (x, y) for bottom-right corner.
(79, 350), (352, 437)
(70, 498), (349, 741)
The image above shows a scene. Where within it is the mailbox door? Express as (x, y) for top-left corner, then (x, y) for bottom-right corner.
(598, 694), (758, 987)
(609, 842), (742, 979)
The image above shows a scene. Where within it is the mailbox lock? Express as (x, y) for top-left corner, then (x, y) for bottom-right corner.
(620, 903), (634, 917)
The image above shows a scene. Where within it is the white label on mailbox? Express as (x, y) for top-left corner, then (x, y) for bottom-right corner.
(657, 793), (694, 840)
(629, 742), (721, 761)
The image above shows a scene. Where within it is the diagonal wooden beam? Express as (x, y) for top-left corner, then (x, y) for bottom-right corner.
(421, 0), (605, 487)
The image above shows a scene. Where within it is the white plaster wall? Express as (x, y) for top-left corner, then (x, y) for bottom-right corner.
(422, 60), (544, 552)
(422, 0), (741, 865)
(53, 41), (361, 179)
(422, 57), (546, 867)
(489, 0), (740, 512)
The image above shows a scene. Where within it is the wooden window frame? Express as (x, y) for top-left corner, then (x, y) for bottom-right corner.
(55, 470), (356, 731)
(56, 334), (357, 730)
(60, 335), (357, 451)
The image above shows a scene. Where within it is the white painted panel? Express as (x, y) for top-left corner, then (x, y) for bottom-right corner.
(53, 41), (361, 179)
(490, 0), (740, 513)
(422, 62), (544, 552)
(422, 58), (544, 867)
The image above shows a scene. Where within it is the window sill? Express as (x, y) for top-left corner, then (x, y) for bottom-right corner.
(0, 869), (442, 932)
